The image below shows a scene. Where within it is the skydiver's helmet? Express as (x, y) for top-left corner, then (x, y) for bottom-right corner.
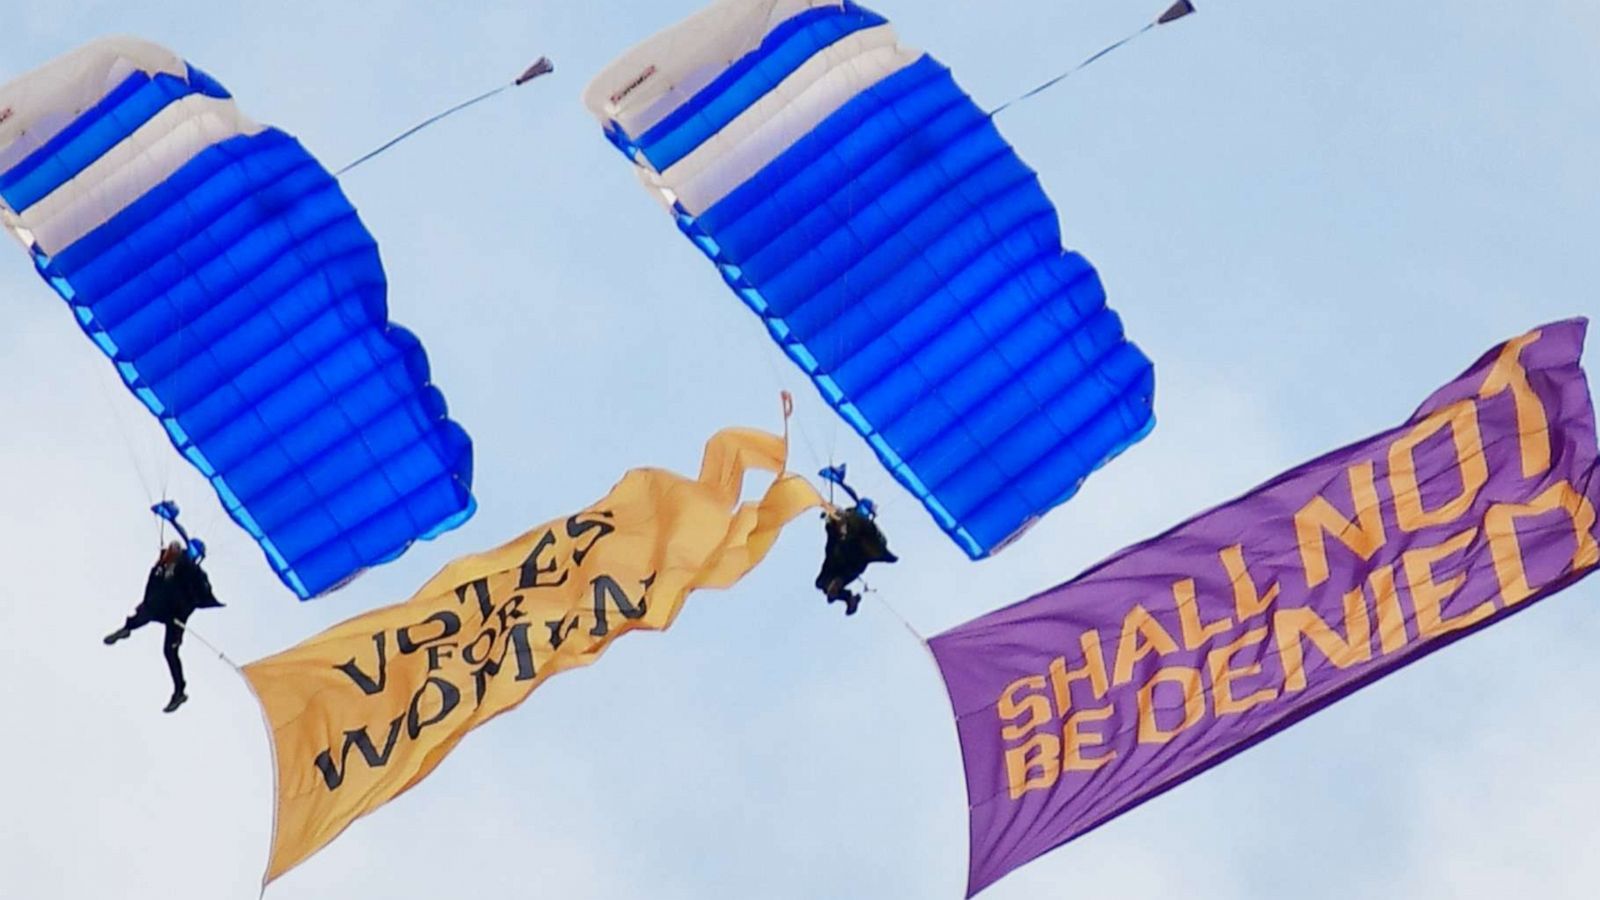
(855, 498), (877, 519)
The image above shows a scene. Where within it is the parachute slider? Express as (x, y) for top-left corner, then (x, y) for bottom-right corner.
(1158, 0), (1197, 26)
(516, 57), (555, 85)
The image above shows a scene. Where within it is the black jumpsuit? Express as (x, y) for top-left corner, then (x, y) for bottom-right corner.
(815, 506), (897, 612)
(120, 556), (222, 696)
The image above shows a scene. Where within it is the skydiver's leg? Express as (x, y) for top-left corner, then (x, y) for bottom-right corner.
(161, 621), (188, 713)
(818, 555), (852, 602)
(840, 559), (872, 615)
(815, 559), (867, 614)
(819, 562), (860, 604)
(840, 560), (869, 589)
(104, 608), (156, 645)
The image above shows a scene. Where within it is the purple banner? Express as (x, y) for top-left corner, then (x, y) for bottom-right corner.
(930, 320), (1600, 896)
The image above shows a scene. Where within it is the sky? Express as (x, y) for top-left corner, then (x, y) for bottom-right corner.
(2, 0), (1599, 897)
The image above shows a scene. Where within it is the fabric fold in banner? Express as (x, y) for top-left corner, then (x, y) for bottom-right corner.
(929, 320), (1600, 896)
(244, 426), (822, 883)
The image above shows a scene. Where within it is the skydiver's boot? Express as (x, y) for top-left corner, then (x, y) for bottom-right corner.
(163, 691), (188, 714)
(843, 591), (861, 616)
(103, 627), (131, 645)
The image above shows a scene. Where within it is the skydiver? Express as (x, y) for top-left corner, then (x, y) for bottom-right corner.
(814, 498), (898, 616)
(102, 540), (223, 713)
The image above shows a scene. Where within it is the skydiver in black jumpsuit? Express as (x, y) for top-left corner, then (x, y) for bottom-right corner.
(814, 500), (897, 616)
(103, 541), (223, 713)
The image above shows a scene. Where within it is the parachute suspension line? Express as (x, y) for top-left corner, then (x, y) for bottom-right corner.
(988, 0), (1196, 117)
(829, 179), (900, 521)
(88, 354), (160, 512)
(335, 56), (554, 177)
(158, 457), (171, 517)
(828, 175), (857, 475)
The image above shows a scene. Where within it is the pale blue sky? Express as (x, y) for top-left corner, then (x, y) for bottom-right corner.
(2, 1), (1599, 898)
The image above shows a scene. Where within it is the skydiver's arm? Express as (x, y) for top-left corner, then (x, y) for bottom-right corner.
(190, 566), (220, 607)
(837, 481), (861, 506)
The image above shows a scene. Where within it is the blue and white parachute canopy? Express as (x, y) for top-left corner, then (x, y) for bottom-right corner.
(584, 1), (1156, 559)
(0, 38), (475, 598)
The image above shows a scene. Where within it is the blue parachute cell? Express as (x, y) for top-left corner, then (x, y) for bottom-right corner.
(0, 39), (475, 598)
(584, 0), (1155, 558)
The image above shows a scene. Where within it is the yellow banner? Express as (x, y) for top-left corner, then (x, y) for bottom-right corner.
(244, 426), (822, 882)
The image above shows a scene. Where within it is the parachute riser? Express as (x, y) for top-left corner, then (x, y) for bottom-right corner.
(151, 500), (206, 561)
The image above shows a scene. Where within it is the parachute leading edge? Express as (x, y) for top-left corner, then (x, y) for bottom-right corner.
(584, 0), (1156, 558)
(0, 39), (475, 598)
